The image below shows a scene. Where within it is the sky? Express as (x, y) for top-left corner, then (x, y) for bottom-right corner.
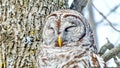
(69, 0), (120, 67)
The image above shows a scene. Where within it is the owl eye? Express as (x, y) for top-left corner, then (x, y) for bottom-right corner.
(65, 25), (76, 32)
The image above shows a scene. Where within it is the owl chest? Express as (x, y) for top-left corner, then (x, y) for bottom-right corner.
(39, 48), (90, 68)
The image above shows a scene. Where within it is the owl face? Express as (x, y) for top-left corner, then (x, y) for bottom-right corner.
(42, 10), (96, 52)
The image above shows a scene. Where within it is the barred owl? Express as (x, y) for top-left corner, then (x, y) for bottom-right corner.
(38, 10), (106, 68)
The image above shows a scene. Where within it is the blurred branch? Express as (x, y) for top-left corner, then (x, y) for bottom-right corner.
(70, 0), (90, 13)
(98, 38), (114, 56)
(114, 57), (120, 66)
(98, 3), (120, 23)
(88, 0), (99, 50)
(101, 44), (120, 62)
(92, 3), (120, 32)
(99, 38), (120, 62)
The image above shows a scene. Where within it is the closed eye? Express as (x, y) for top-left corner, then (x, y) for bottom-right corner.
(65, 25), (76, 32)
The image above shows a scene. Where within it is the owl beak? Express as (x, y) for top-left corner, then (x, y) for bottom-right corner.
(58, 35), (63, 47)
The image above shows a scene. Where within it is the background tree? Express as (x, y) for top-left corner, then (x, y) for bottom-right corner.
(0, 0), (68, 68)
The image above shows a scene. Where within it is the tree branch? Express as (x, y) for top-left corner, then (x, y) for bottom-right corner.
(101, 44), (120, 62)
(92, 3), (120, 32)
(98, 38), (114, 55)
(98, 3), (120, 23)
(70, 0), (90, 13)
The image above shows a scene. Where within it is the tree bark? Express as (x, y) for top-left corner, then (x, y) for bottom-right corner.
(70, 0), (89, 13)
(0, 0), (68, 68)
(102, 45), (120, 62)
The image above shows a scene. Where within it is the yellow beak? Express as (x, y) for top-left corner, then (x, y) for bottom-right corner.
(58, 35), (62, 47)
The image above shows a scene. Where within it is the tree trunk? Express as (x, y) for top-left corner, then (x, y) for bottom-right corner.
(0, 0), (68, 68)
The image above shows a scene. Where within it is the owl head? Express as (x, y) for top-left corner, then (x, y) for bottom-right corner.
(42, 9), (97, 53)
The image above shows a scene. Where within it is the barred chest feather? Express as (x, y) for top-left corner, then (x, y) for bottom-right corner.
(38, 45), (106, 68)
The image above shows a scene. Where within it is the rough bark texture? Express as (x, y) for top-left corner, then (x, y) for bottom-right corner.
(0, 0), (68, 68)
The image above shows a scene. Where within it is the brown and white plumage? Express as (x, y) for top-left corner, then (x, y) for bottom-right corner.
(38, 9), (106, 68)
(39, 45), (105, 68)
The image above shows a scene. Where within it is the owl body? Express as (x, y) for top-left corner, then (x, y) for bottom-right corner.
(39, 45), (105, 68)
(38, 10), (106, 68)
